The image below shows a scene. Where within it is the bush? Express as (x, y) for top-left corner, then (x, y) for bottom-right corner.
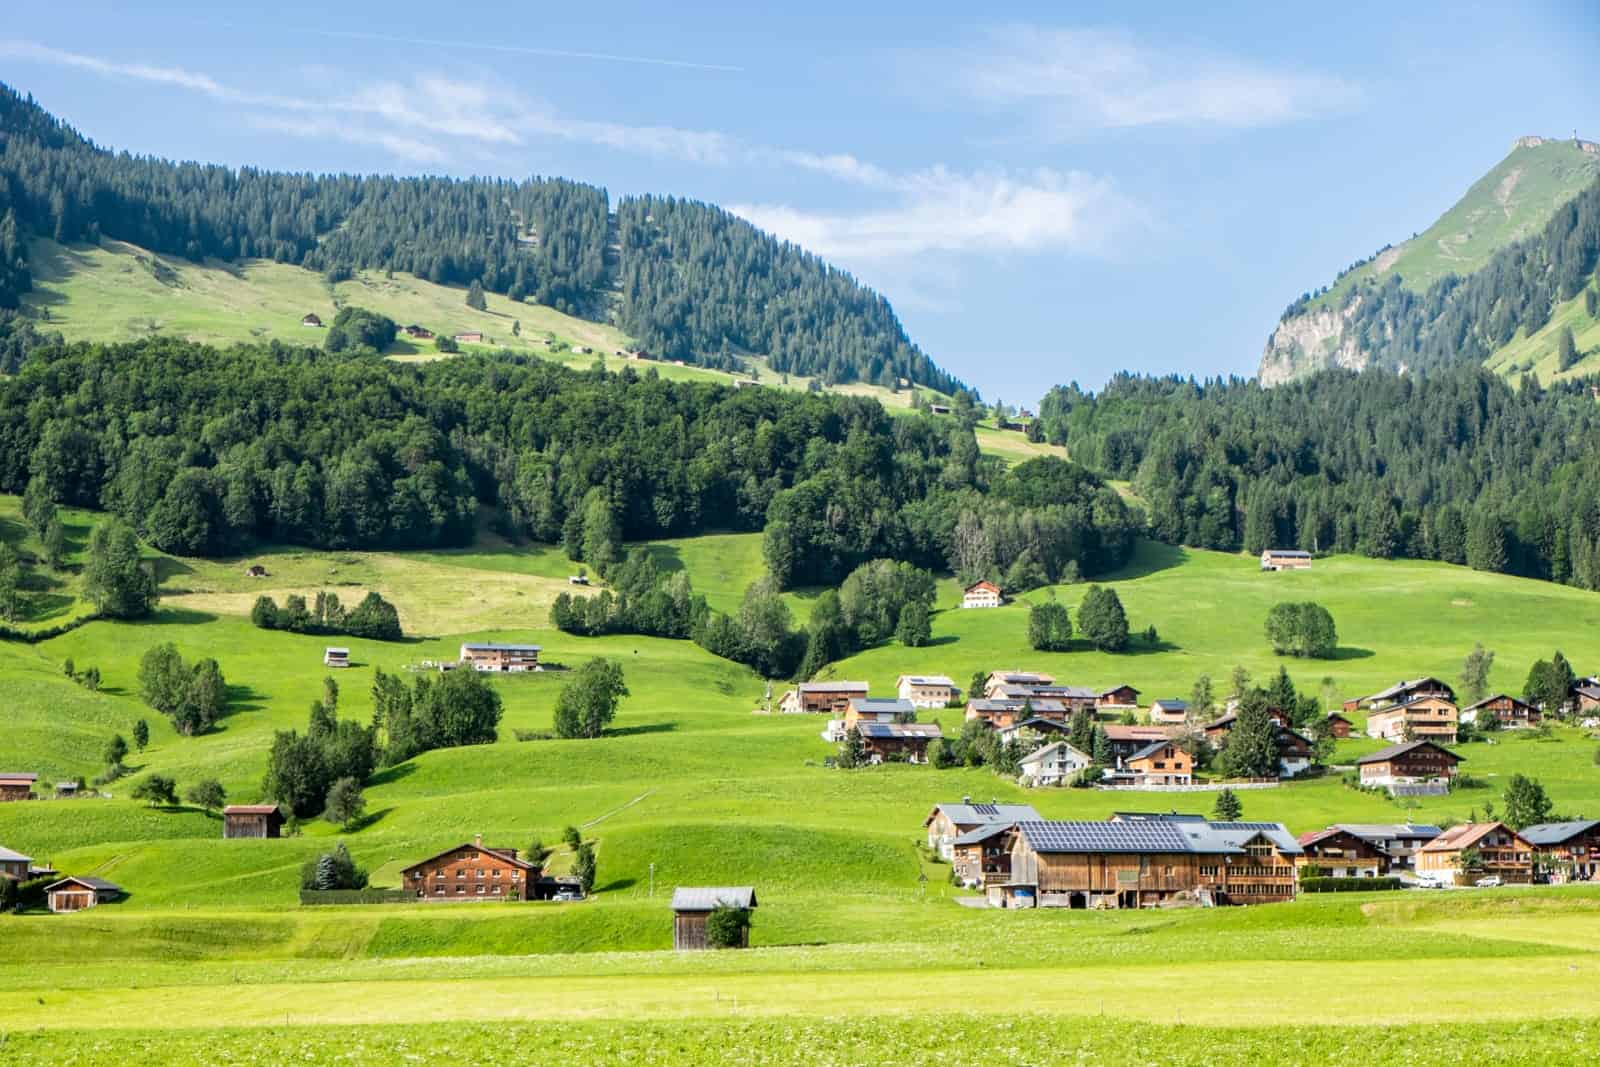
(130, 774), (178, 806)
(1299, 876), (1402, 893)
(299, 842), (367, 891)
(705, 904), (752, 948)
(1264, 601), (1338, 658)
(1028, 599), (1072, 651)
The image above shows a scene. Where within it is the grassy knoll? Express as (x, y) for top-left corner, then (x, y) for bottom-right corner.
(1485, 280), (1600, 383)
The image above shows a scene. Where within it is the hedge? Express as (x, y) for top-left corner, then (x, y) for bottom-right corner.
(1299, 876), (1402, 894)
(298, 888), (414, 906)
(0, 612), (102, 644)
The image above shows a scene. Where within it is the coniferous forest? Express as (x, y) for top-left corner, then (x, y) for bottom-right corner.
(0, 83), (960, 393)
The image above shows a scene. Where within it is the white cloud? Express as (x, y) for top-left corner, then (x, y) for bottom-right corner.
(952, 26), (1360, 131)
(730, 166), (1138, 261)
(245, 115), (447, 165)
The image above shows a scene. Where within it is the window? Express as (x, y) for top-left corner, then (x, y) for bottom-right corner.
(476, 885), (485, 895)
(494, 869), (502, 878)
(434, 885), (445, 895)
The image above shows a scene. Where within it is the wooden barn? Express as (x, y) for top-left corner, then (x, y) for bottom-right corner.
(223, 804), (284, 839)
(45, 876), (122, 912)
(670, 886), (757, 950)
(0, 772), (38, 802)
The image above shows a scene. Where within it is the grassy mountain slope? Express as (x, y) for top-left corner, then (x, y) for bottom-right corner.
(1483, 280), (1600, 381)
(1261, 137), (1600, 384)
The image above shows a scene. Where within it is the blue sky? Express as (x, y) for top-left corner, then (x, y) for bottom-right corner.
(4, 1), (1598, 402)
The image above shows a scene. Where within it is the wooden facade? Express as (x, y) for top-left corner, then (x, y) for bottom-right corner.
(1345, 677), (1455, 713)
(45, 876), (121, 912)
(1325, 712), (1353, 738)
(1098, 685), (1141, 709)
(924, 802), (1042, 858)
(1521, 820), (1600, 881)
(1356, 740), (1461, 787)
(222, 805), (283, 839)
(0, 773), (37, 802)
(842, 698), (915, 731)
(780, 681), (869, 714)
(0, 845), (32, 881)
(401, 836), (540, 901)
(1417, 823), (1533, 884)
(1295, 828), (1386, 878)
(950, 823), (1016, 887)
(1111, 741), (1193, 786)
(458, 643), (541, 672)
(1259, 549), (1312, 571)
(1461, 694), (1541, 729)
(856, 722), (942, 764)
(1365, 696), (1458, 742)
(1100, 724), (1176, 762)
(896, 675), (959, 708)
(671, 886), (757, 950)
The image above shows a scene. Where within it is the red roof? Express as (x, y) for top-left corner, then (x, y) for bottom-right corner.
(965, 580), (1001, 594)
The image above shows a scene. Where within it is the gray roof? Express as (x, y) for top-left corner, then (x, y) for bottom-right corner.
(899, 675), (956, 687)
(1519, 819), (1600, 846)
(1151, 698), (1188, 709)
(848, 698), (916, 714)
(931, 803), (1042, 826)
(1017, 820), (1231, 854)
(1001, 716), (1073, 734)
(855, 721), (942, 739)
(461, 643), (542, 652)
(0, 845), (31, 862)
(670, 886), (757, 912)
(1461, 693), (1532, 712)
(799, 680), (870, 693)
(1111, 811), (1207, 823)
(1355, 739), (1462, 765)
(1334, 823), (1442, 842)
(951, 823), (1018, 846)
(1366, 677), (1452, 703)
(45, 876), (121, 893)
(1198, 821), (1304, 855)
(1263, 549), (1312, 557)
(1127, 739), (1178, 761)
(1019, 741), (1091, 766)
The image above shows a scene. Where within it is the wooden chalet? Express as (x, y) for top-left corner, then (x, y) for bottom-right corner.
(1259, 549), (1312, 571)
(458, 643), (540, 672)
(1274, 727), (1316, 779)
(1324, 711), (1353, 738)
(1105, 740), (1193, 786)
(896, 675), (959, 708)
(1148, 699), (1189, 725)
(402, 835), (540, 901)
(1461, 694), (1540, 729)
(780, 681), (869, 714)
(924, 801), (1042, 858)
(670, 886), (756, 950)
(1100, 724), (1175, 762)
(1364, 695), (1458, 743)
(45, 876), (122, 912)
(983, 671), (1055, 698)
(855, 721), (942, 764)
(1097, 684), (1141, 710)
(402, 324), (435, 339)
(1521, 819), (1600, 882)
(1355, 739), (1460, 787)
(1331, 823), (1442, 872)
(222, 804), (284, 839)
(0, 773), (37, 802)
(966, 698), (1035, 730)
(300, 312), (323, 327)
(1575, 683), (1600, 715)
(961, 580), (1004, 609)
(1295, 827), (1386, 878)
(997, 716), (1073, 748)
(1203, 707), (1290, 742)
(1417, 822), (1533, 885)
(1344, 677), (1456, 713)
(949, 822), (1018, 887)
(986, 683), (1098, 714)
(996, 817), (1301, 909)
(323, 647), (350, 669)
(0, 844), (33, 881)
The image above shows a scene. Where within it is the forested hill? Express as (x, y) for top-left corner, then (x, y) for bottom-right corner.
(1260, 137), (1600, 385)
(1034, 365), (1600, 591)
(0, 83), (959, 393)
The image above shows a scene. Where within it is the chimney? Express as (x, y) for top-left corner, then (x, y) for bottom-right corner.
(962, 795), (971, 805)
(474, 833), (483, 849)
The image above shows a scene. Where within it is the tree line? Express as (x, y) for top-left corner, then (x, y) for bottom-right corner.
(1035, 363), (1600, 590)
(0, 83), (960, 392)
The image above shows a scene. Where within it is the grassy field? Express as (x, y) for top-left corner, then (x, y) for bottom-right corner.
(4, 506), (1600, 1062)
(1485, 279), (1600, 383)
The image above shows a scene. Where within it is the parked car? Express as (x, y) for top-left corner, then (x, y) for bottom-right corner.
(1474, 876), (1502, 888)
(553, 888), (584, 902)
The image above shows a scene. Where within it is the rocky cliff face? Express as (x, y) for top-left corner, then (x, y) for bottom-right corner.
(1257, 297), (1369, 386)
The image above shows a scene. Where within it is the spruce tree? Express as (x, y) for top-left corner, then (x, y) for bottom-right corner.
(1212, 788), (1243, 821)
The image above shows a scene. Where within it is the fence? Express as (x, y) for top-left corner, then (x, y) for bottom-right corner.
(298, 888), (414, 906)
(1095, 779), (1281, 793)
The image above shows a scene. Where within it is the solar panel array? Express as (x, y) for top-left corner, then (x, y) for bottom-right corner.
(1016, 820), (1195, 854)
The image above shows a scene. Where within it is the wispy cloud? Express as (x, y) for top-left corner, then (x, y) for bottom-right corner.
(730, 167), (1139, 261)
(299, 27), (745, 74)
(947, 26), (1360, 131)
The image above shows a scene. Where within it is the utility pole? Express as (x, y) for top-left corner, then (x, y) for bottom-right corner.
(649, 861), (655, 897)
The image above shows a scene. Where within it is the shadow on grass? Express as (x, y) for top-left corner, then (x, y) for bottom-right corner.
(343, 807), (393, 832)
(595, 877), (636, 893)
(1099, 541), (1190, 582)
(141, 606), (219, 626)
(1324, 647), (1376, 662)
(367, 763), (418, 788)
(151, 557), (196, 583)
(603, 722), (678, 738)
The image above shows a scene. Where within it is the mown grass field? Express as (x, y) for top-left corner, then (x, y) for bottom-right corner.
(3, 505), (1599, 1062)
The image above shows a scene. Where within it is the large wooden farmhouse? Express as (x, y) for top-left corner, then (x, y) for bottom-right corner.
(1521, 819), (1600, 881)
(1345, 677), (1455, 713)
(1329, 823), (1442, 872)
(961, 580), (1004, 608)
(1460, 694), (1541, 729)
(458, 643), (541, 672)
(780, 681), (869, 714)
(992, 815), (1301, 909)
(1295, 827), (1387, 878)
(670, 886), (757, 950)
(1259, 549), (1312, 571)
(1417, 822), (1533, 885)
(855, 721), (942, 763)
(924, 801), (1042, 859)
(1364, 695), (1459, 743)
(401, 836), (540, 901)
(1355, 739), (1461, 787)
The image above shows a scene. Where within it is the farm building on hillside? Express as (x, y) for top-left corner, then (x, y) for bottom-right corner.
(1461, 694), (1540, 729)
(1324, 711), (1354, 738)
(855, 721), (942, 764)
(1017, 741), (1092, 788)
(896, 675), (959, 708)
(1259, 549), (1312, 571)
(1355, 740), (1461, 788)
(1365, 695), (1458, 743)
(323, 647), (350, 669)
(924, 801), (1042, 859)
(1417, 823), (1533, 885)
(1203, 707), (1290, 743)
(1520, 819), (1600, 881)
(223, 804), (284, 839)
(1148, 699), (1189, 725)
(1103, 740), (1193, 787)
(1345, 677), (1456, 713)
(401, 835), (540, 901)
(45, 876), (122, 912)
(402, 324), (434, 339)
(0, 773), (38, 802)
(961, 581), (1003, 609)
(983, 671), (1054, 696)
(671, 886), (757, 949)
(459, 643), (541, 672)
(1575, 683), (1600, 715)
(1097, 685), (1141, 711)
(245, 564), (268, 578)
(300, 313), (323, 327)
(454, 332), (484, 344)
(843, 697), (916, 731)
(779, 681), (868, 714)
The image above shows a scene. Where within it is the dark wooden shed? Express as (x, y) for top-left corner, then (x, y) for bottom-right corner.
(670, 886), (757, 950)
(223, 804), (284, 839)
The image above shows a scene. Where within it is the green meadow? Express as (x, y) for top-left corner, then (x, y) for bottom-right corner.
(3, 499), (1600, 1062)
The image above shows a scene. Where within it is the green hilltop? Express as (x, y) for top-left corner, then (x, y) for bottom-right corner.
(1261, 136), (1600, 385)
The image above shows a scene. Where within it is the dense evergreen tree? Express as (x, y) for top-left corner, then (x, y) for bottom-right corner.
(1077, 585), (1129, 652)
